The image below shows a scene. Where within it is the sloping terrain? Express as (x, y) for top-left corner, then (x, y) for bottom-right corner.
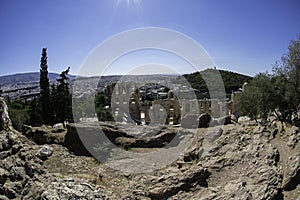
(0, 72), (76, 86)
(176, 69), (253, 95)
(0, 97), (300, 199)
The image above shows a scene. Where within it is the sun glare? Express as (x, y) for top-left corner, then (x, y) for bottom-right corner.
(115, 0), (142, 11)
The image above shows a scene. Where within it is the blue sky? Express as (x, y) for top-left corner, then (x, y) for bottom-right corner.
(0, 0), (299, 76)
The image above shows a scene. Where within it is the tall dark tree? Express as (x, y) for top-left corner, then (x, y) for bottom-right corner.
(39, 48), (53, 125)
(52, 67), (73, 127)
(95, 92), (114, 121)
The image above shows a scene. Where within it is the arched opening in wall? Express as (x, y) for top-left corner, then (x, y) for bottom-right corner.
(169, 104), (174, 112)
(128, 83), (181, 126)
(186, 103), (190, 113)
(199, 101), (203, 109)
(169, 117), (174, 125)
(168, 91), (174, 99)
(140, 111), (145, 125)
(115, 85), (119, 95)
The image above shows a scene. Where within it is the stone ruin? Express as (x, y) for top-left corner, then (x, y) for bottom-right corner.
(104, 82), (234, 127)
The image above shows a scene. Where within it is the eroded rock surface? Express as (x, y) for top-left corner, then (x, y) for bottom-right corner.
(0, 97), (13, 131)
(22, 124), (66, 145)
(0, 99), (105, 199)
(1, 98), (300, 199)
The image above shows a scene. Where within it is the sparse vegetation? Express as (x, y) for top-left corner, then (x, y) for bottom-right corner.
(6, 98), (30, 131)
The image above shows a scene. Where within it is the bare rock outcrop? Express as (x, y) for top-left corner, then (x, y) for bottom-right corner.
(22, 125), (66, 145)
(1, 97), (300, 199)
(40, 180), (104, 200)
(146, 166), (210, 200)
(0, 128), (48, 199)
(0, 97), (13, 131)
(0, 98), (106, 199)
(174, 124), (285, 199)
(65, 122), (178, 155)
(115, 128), (177, 149)
(64, 122), (130, 156)
(283, 154), (300, 191)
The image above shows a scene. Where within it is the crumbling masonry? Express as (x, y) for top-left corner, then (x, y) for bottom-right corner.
(105, 82), (237, 125)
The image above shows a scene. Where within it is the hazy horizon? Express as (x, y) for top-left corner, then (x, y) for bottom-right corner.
(0, 66), (254, 78)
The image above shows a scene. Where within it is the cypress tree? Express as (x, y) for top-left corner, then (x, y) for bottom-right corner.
(39, 48), (53, 125)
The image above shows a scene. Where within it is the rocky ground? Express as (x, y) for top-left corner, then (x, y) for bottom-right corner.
(1, 97), (300, 199)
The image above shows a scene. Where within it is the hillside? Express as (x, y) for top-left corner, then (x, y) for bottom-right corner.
(176, 69), (253, 98)
(0, 72), (76, 86)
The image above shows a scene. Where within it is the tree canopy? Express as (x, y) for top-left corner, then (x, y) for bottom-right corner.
(176, 69), (253, 99)
(238, 35), (300, 124)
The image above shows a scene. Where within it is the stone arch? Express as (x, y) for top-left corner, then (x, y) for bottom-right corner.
(186, 103), (191, 113)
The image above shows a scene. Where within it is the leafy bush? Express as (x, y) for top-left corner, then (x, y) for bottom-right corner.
(238, 36), (300, 124)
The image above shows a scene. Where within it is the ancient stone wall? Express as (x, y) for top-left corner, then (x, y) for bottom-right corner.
(107, 83), (232, 126)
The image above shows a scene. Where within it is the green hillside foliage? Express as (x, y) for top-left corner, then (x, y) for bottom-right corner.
(219, 70), (253, 93)
(176, 69), (253, 99)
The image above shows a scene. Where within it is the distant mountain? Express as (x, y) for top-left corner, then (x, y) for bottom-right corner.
(0, 72), (76, 86)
